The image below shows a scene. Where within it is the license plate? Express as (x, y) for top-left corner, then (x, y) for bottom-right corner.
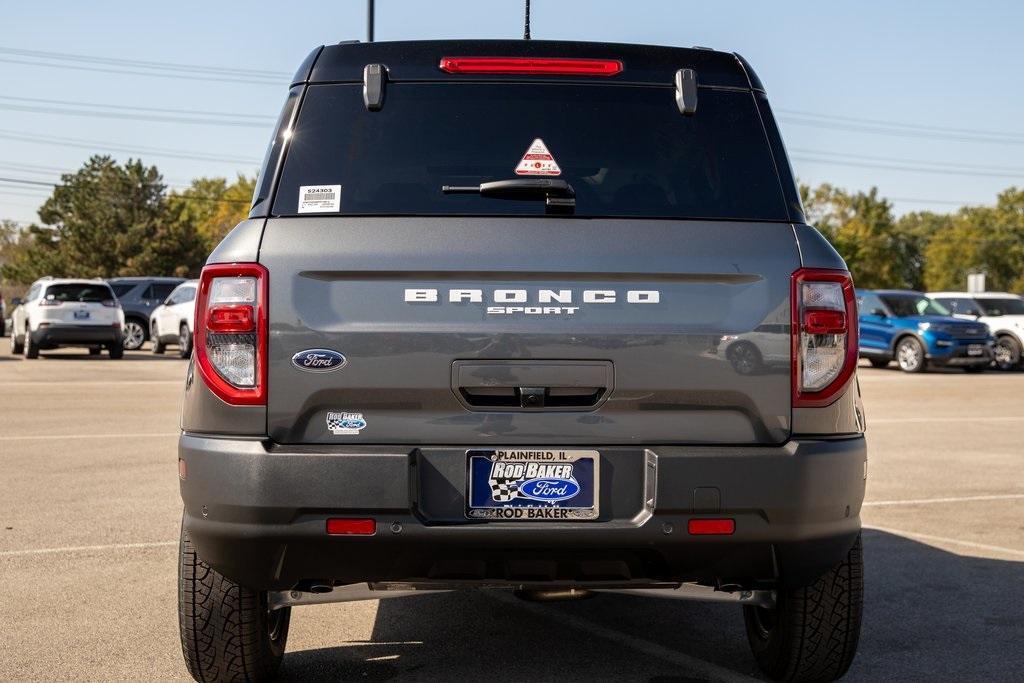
(74, 310), (90, 320)
(967, 344), (984, 356)
(467, 449), (599, 520)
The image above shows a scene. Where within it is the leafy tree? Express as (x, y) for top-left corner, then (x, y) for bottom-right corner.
(167, 175), (255, 253)
(0, 156), (208, 281)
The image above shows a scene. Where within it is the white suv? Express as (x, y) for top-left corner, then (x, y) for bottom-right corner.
(929, 291), (1024, 370)
(149, 279), (198, 358)
(9, 277), (126, 359)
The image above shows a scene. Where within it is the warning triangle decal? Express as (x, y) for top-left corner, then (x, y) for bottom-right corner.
(514, 138), (562, 176)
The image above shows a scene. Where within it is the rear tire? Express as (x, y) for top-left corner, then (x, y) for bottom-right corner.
(895, 337), (926, 373)
(868, 358), (889, 369)
(179, 323), (193, 359)
(744, 534), (863, 682)
(24, 327), (38, 359)
(178, 520), (290, 682)
(993, 334), (1022, 371)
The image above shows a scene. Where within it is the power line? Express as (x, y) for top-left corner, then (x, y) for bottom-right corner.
(0, 95), (275, 121)
(791, 155), (1024, 179)
(0, 57), (283, 87)
(779, 115), (1024, 145)
(788, 148), (1024, 174)
(0, 45), (291, 79)
(0, 177), (251, 205)
(0, 102), (272, 128)
(776, 108), (1024, 142)
(0, 129), (261, 166)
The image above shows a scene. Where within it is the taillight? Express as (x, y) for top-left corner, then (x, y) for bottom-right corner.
(101, 299), (117, 308)
(194, 263), (267, 405)
(439, 57), (623, 76)
(791, 268), (858, 408)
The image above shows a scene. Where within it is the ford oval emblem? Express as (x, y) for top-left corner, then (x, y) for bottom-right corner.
(517, 477), (581, 503)
(291, 349), (347, 373)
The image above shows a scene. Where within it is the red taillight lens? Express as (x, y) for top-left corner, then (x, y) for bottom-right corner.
(206, 304), (255, 333)
(688, 518), (735, 535)
(326, 518), (376, 536)
(439, 56), (623, 76)
(791, 268), (858, 408)
(101, 299), (117, 308)
(194, 263), (267, 406)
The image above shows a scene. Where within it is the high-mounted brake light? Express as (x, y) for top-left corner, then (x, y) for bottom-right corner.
(791, 268), (858, 408)
(439, 57), (623, 76)
(194, 263), (267, 406)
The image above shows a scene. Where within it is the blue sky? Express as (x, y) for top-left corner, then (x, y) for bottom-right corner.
(2, 0), (1023, 226)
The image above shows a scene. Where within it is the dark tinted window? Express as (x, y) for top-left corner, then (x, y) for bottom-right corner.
(976, 297), (1024, 315)
(143, 283), (178, 301)
(110, 283), (137, 298)
(43, 284), (114, 303)
(251, 86), (301, 215)
(272, 83), (787, 220)
(934, 297), (981, 316)
(880, 294), (950, 317)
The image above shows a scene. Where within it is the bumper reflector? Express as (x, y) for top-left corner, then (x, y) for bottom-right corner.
(688, 518), (735, 535)
(326, 518), (377, 536)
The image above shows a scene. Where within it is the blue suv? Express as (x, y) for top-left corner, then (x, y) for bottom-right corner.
(857, 289), (993, 372)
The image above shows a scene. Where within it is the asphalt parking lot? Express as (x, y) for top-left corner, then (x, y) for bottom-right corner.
(1, 351), (1022, 681)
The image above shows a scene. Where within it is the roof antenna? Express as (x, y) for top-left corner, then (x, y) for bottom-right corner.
(523, 0), (531, 40)
(367, 0), (375, 42)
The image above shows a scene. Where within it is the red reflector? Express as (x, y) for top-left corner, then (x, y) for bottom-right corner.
(178, 458), (187, 480)
(326, 518), (376, 536)
(206, 304), (255, 333)
(803, 309), (847, 335)
(688, 518), (735, 535)
(439, 56), (623, 76)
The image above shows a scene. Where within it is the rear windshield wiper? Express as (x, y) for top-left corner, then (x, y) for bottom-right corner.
(442, 178), (575, 213)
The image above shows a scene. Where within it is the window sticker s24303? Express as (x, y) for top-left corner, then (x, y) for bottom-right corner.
(298, 185), (341, 213)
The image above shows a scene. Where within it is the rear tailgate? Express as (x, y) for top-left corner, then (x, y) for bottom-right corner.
(262, 217), (798, 445)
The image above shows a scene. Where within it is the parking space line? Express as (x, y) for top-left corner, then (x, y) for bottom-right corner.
(487, 591), (757, 682)
(869, 416), (1024, 424)
(864, 494), (1024, 507)
(0, 540), (177, 558)
(0, 380), (182, 387)
(0, 432), (178, 442)
(865, 525), (1024, 558)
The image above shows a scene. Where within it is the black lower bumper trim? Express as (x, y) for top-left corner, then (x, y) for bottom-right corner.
(179, 436), (867, 591)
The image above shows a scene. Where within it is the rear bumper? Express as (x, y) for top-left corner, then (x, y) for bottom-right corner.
(31, 324), (121, 348)
(180, 435), (867, 591)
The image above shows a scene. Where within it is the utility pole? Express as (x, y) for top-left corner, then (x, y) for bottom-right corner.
(367, 0), (375, 42)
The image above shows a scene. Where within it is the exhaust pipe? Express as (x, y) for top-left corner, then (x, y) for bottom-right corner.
(513, 587), (593, 602)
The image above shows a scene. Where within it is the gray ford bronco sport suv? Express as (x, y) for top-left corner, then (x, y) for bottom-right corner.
(178, 40), (866, 682)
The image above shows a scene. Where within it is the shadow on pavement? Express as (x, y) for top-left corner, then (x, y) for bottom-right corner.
(279, 532), (1023, 681)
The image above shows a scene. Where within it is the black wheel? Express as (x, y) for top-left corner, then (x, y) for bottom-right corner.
(122, 318), (147, 351)
(868, 358), (889, 369)
(178, 520), (290, 682)
(895, 337), (926, 373)
(11, 327), (24, 354)
(109, 343), (124, 359)
(24, 326), (38, 359)
(179, 323), (193, 359)
(993, 335), (1022, 371)
(726, 341), (763, 375)
(89, 346), (102, 356)
(744, 534), (863, 682)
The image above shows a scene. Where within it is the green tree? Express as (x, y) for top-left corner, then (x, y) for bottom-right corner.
(0, 156), (208, 281)
(167, 175), (255, 254)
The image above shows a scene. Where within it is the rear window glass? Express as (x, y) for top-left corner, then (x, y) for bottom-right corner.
(272, 83), (787, 220)
(43, 284), (114, 303)
(110, 283), (136, 298)
(144, 283), (179, 301)
(880, 294), (950, 317)
(976, 297), (1024, 315)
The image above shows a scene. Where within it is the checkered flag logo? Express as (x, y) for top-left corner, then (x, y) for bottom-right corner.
(488, 470), (520, 502)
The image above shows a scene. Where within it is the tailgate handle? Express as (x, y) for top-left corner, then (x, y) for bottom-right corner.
(452, 361), (613, 412)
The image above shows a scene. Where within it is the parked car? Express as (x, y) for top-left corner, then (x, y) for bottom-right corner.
(857, 289), (993, 372)
(107, 277), (185, 350)
(175, 40), (867, 682)
(929, 291), (1024, 371)
(9, 277), (125, 358)
(149, 280), (197, 358)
